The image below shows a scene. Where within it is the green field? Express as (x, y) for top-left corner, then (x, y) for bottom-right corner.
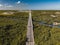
(0, 11), (28, 45)
(32, 10), (60, 45)
(0, 10), (60, 45)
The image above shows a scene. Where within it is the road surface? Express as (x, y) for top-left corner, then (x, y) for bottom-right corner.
(26, 11), (34, 45)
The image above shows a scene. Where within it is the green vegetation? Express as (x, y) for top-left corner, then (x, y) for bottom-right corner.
(32, 10), (60, 45)
(0, 11), (28, 45)
(0, 10), (60, 45)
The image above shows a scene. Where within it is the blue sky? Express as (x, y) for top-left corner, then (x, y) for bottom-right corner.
(0, 0), (60, 10)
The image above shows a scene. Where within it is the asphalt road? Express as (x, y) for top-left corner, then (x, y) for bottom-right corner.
(26, 11), (34, 45)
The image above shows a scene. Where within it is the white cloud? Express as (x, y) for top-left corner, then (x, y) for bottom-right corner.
(0, 4), (3, 7)
(0, 4), (13, 8)
(17, 1), (21, 4)
(6, 5), (13, 7)
(4, 4), (13, 7)
(0, 2), (28, 10)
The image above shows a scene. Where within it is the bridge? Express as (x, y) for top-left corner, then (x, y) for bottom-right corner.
(26, 11), (34, 45)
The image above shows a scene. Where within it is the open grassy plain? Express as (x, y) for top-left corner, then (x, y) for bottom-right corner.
(0, 10), (60, 45)
(32, 10), (60, 45)
(0, 10), (28, 45)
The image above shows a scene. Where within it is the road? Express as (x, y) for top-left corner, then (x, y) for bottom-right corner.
(26, 11), (34, 45)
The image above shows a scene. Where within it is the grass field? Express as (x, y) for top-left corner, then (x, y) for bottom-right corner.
(0, 10), (60, 45)
(0, 11), (28, 45)
(32, 10), (60, 45)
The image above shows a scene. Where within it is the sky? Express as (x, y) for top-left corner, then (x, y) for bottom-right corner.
(0, 0), (60, 10)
